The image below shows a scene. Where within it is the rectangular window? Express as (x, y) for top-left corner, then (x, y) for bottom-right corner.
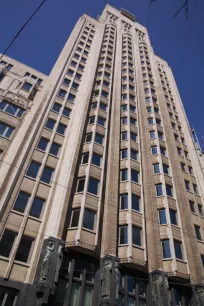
(57, 123), (67, 135)
(132, 194), (140, 211)
(63, 78), (70, 86)
(23, 82), (32, 91)
(0, 230), (17, 257)
(89, 116), (95, 124)
(29, 197), (44, 218)
(170, 209), (177, 225)
(201, 255), (204, 268)
(189, 200), (195, 213)
(100, 102), (107, 112)
(185, 180), (190, 191)
(174, 240), (183, 260)
(148, 118), (154, 125)
(130, 117), (136, 126)
(97, 116), (106, 127)
(85, 133), (92, 143)
(13, 191), (30, 213)
(88, 177), (99, 195)
(160, 146), (167, 156)
(76, 177), (85, 192)
(119, 226), (128, 244)
(67, 93), (76, 103)
(49, 142), (61, 157)
(130, 132), (137, 142)
(26, 161), (41, 179)
(52, 102), (62, 113)
(151, 146), (158, 155)
(121, 104), (128, 111)
(120, 194), (128, 209)
(147, 107), (152, 113)
(181, 162), (186, 172)
(0, 122), (15, 138)
(177, 147), (182, 155)
(121, 131), (128, 141)
(193, 184), (198, 195)
(198, 204), (204, 217)
(121, 149), (128, 159)
(37, 137), (49, 151)
(163, 164), (170, 175)
(92, 153), (102, 167)
(83, 209), (95, 231)
(95, 133), (104, 145)
(166, 184), (173, 197)
(41, 166), (54, 184)
(158, 131), (164, 140)
(149, 131), (155, 139)
(81, 152), (89, 164)
(153, 163), (160, 174)
(131, 149), (138, 160)
(45, 118), (56, 130)
(156, 184), (163, 196)
(121, 117), (128, 125)
(120, 169), (128, 181)
(70, 209), (80, 227)
(132, 226), (142, 246)
(58, 89), (67, 98)
(195, 225), (202, 240)
(130, 105), (136, 112)
(15, 235), (34, 263)
(131, 169), (139, 183)
(162, 239), (171, 259)
(158, 209), (167, 224)
(63, 107), (71, 117)
(0, 100), (24, 118)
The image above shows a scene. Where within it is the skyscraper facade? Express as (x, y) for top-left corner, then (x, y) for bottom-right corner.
(0, 4), (204, 306)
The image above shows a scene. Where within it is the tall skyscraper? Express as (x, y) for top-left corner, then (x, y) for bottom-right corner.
(0, 4), (204, 306)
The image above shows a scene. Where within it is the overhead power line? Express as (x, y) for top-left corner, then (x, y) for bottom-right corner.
(0, 0), (47, 62)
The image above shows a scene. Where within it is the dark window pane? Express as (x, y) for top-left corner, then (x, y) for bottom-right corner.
(52, 103), (62, 112)
(153, 163), (160, 174)
(195, 225), (201, 240)
(131, 169), (139, 183)
(57, 123), (66, 135)
(23, 82), (32, 91)
(95, 133), (104, 145)
(83, 209), (95, 230)
(71, 209), (80, 227)
(121, 149), (128, 159)
(13, 191), (30, 213)
(29, 197), (44, 218)
(159, 209), (167, 224)
(0, 230), (17, 257)
(132, 194), (140, 211)
(81, 153), (89, 164)
(120, 226), (128, 244)
(77, 178), (85, 192)
(92, 153), (101, 167)
(166, 184), (173, 197)
(5, 103), (18, 116)
(88, 177), (99, 195)
(37, 137), (49, 151)
(41, 167), (54, 184)
(189, 201), (195, 213)
(45, 118), (55, 130)
(170, 209), (177, 225)
(120, 194), (128, 209)
(26, 161), (41, 178)
(15, 236), (34, 262)
(63, 107), (71, 117)
(174, 240), (183, 260)
(162, 240), (171, 258)
(156, 184), (163, 196)
(132, 226), (141, 246)
(131, 149), (138, 160)
(121, 169), (128, 181)
(50, 142), (61, 156)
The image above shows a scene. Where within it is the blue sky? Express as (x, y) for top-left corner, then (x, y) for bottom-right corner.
(1, 0), (203, 148)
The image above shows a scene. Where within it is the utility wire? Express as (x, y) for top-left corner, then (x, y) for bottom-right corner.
(0, 0), (47, 62)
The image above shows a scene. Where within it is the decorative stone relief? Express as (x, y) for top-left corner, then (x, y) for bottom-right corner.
(152, 273), (164, 306)
(101, 259), (112, 301)
(53, 245), (64, 284)
(196, 286), (204, 306)
(115, 261), (120, 300)
(40, 241), (55, 281)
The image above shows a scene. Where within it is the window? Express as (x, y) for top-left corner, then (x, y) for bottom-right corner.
(198, 204), (204, 217)
(81, 152), (89, 165)
(92, 153), (101, 167)
(101, 90), (108, 98)
(50, 142), (61, 157)
(119, 226), (128, 244)
(52, 102), (62, 113)
(158, 209), (167, 224)
(97, 116), (106, 127)
(158, 131), (164, 140)
(132, 194), (140, 211)
(83, 209), (95, 231)
(121, 117), (128, 124)
(154, 107), (159, 114)
(37, 137), (49, 151)
(76, 177), (85, 192)
(184, 150), (189, 158)
(95, 133), (104, 145)
(45, 118), (55, 130)
(148, 118), (154, 125)
(120, 169), (128, 181)
(91, 102), (97, 109)
(181, 162), (186, 172)
(194, 225), (201, 240)
(130, 117), (136, 126)
(145, 97), (150, 103)
(89, 116), (95, 124)
(147, 107), (152, 113)
(189, 201), (195, 213)
(76, 72), (82, 80)
(177, 147), (182, 155)
(174, 240), (183, 260)
(15, 235), (34, 263)
(121, 104), (128, 111)
(151, 146), (158, 155)
(131, 149), (138, 160)
(156, 118), (161, 126)
(58, 89), (67, 98)
(100, 102), (107, 111)
(26, 161), (41, 178)
(63, 107), (71, 117)
(88, 177), (99, 195)
(193, 184), (198, 195)
(0, 100), (24, 118)
(163, 164), (170, 175)
(0, 122), (15, 138)
(85, 133), (92, 143)
(156, 184), (163, 196)
(0, 230), (17, 257)
(130, 132), (137, 142)
(30, 197), (44, 218)
(57, 123), (67, 135)
(121, 131), (128, 141)
(132, 226), (142, 246)
(185, 180), (190, 191)
(13, 191), (30, 213)
(160, 146), (167, 156)
(162, 239), (171, 259)
(22, 82), (32, 91)
(41, 166), (54, 184)
(70, 208), (80, 227)
(170, 209), (177, 225)
(166, 184), (173, 197)
(153, 163), (160, 174)
(149, 131), (155, 139)
(188, 166), (193, 175)
(63, 78), (70, 86)
(120, 194), (128, 209)
(174, 134), (179, 141)
(130, 105), (136, 112)
(121, 149), (128, 159)
(67, 93), (76, 103)
(131, 169), (139, 183)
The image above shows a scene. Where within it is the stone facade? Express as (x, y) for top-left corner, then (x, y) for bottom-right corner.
(0, 4), (204, 306)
